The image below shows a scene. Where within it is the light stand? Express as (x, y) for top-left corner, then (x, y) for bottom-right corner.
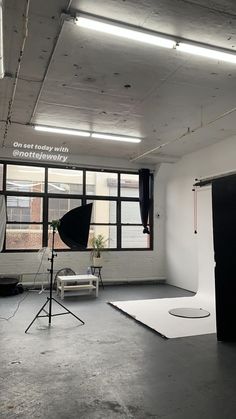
(25, 224), (84, 333)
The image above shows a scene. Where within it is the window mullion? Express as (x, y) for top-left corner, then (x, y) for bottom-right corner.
(117, 173), (121, 250)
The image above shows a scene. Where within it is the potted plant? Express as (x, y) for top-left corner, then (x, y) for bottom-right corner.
(90, 234), (108, 266)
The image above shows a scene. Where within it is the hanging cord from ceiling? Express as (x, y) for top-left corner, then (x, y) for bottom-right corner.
(193, 188), (198, 234)
(1, 0), (31, 148)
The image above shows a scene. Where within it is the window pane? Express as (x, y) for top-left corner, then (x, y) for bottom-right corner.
(48, 198), (82, 222)
(87, 200), (116, 223)
(6, 165), (45, 192)
(49, 226), (117, 250)
(121, 201), (141, 224)
(48, 168), (83, 194)
(89, 225), (116, 248)
(6, 224), (43, 249)
(122, 226), (150, 248)
(120, 174), (139, 197)
(86, 172), (118, 196)
(0, 164), (3, 190)
(7, 196), (43, 222)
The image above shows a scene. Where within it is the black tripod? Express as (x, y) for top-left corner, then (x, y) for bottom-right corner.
(25, 225), (84, 333)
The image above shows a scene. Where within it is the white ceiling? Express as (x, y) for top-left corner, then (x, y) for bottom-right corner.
(1, 0), (236, 165)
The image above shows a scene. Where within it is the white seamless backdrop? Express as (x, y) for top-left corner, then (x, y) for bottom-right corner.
(110, 186), (216, 338)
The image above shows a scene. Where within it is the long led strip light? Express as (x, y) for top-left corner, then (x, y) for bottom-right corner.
(177, 42), (236, 64)
(34, 125), (90, 137)
(34, 125), (141, 143)
(91, 133), (140, 143)
(76, 16), (175, 49)
(75, 14), (236, 64)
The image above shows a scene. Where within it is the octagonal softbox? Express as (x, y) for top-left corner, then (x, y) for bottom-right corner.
(57, 203), (92, 250)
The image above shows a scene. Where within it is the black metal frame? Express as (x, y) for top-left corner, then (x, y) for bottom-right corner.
(0, 161), (154, 252)
(24, 225), (84, 333)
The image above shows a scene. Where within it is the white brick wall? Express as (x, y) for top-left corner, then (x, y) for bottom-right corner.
(0, 248), (165, 285)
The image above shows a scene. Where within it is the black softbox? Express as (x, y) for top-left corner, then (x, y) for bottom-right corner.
(57, 203), (93, 250)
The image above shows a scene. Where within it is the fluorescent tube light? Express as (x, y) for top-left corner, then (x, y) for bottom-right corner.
(34, 125), (90, 137)
(0, 0), (4, 79)
(76, 16), (175, 49)
(176, 42), (236, 64)
(74, 14), (236, 64)
(91, 133), (141, 143)
(34, 125), (141, 143)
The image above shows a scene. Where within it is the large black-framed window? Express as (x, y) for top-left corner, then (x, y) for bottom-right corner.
(0, 161), (153, 252)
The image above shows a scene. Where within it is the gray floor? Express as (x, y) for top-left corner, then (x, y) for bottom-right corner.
(1, 284), (236, 419)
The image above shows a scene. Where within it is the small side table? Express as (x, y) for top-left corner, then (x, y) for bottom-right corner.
(90, 266), (104, 289)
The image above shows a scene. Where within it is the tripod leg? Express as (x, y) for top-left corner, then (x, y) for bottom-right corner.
(25, 299), (49, 333)
(25, 224), (84, 332)
(51, 298), (84, 325)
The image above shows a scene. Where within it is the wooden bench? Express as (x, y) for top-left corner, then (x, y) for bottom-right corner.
(57, 274), (99, 299)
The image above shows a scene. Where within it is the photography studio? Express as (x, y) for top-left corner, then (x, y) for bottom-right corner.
(1, 1), (236, 418)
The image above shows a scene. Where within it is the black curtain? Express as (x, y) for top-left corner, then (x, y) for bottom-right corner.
(139, 169), (150, 234)
(212, 175), (236, 341)
(0, 195), (6, 252)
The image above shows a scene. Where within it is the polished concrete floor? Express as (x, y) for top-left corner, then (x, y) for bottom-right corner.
(1, 283), (236, 419)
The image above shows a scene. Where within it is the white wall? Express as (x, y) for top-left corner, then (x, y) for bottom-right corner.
(0, 152), (167, 284)
(164, 135), (236, 292)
